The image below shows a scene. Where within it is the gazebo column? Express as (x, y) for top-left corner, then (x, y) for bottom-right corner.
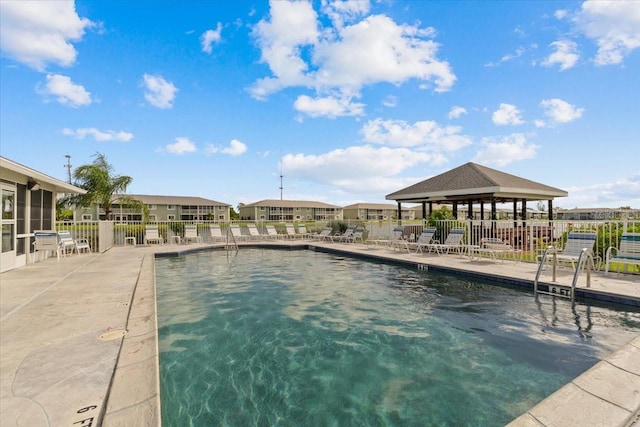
(453, 202), (458, 219)
(467, 199), (475, 244)
(397, 202), (402, 225)
(422, 202), (427, 222)
(548, 199), (553, 225)
(521, 198), (527, 250)
(429, 202), (433, 217)
(491, 197), (497, 237)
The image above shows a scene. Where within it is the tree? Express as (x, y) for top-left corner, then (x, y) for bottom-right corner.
(62, 152), (146, 220)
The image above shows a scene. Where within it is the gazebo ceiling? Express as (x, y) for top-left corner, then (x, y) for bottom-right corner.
(386, 162), (568, 204)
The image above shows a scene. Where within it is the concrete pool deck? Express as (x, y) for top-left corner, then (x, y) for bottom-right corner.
(1, 241), (638, 426)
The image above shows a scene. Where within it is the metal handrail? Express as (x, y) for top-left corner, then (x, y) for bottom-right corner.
(534, 247), (595, 305)
(225, 226), (238, 252)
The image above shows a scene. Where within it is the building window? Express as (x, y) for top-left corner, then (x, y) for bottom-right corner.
(82, 214), (92, 220)
(218, 206), (225, 210)
(167, 205), (175, 210)
(218, 215), (225, 220)
(167, 214), (175, 221)
(259, 215), (266, 220)
(149, 214), (157, 221)
(259, 207), (265, 211)
(148, 204), (157, 210)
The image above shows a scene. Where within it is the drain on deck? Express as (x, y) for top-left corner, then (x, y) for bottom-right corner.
(98, 329), (127, 341)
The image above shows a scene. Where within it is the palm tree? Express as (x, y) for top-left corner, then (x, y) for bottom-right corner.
(64, 152), (146, 220)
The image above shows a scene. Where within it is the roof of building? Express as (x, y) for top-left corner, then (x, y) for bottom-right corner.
(0, 156), (86, 194)
(242, 199), (341, 209)
(386, 162), (568, 203)
(121, 194), (230, 206)
(343, 203), (409, 210)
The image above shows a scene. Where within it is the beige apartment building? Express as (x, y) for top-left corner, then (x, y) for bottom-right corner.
(342, 203), (416, 221)
(77, 194), (231, 222)
(239, 199), (343, 222)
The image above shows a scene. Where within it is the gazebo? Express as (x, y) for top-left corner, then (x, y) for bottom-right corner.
(386, 162), (568, 246)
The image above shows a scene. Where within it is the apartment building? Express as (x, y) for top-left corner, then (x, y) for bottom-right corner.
(77, 194), (231, 222)
(239, 199), (343, 222)
(342, 203), (416, 221)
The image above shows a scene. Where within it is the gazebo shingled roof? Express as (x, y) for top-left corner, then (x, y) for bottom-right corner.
(386, 162), (567, 222)
(386, 162), (567, 204)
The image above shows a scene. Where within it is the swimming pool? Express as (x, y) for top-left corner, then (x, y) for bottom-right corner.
(156, 249), (640, 426)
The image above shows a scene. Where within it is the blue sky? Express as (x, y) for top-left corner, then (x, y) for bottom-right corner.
(1, 0), (638, 210)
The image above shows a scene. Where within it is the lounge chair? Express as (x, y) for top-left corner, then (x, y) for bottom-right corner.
(183, 225), (202, 244)
(316, 227), (334, 242)
(230, 224), (247, 241)
(470, 237), (520, 263)
(265, 225), (282, 239)
(144, 225), (164, 245)
(284, 224), (299, 239)
(423, 228), (466, 255)
(32, 230), (61, 262)
(550, 231), (598, 270)
(334, 226), (356, 243)
(345, 227), (366, 244)
(247, 224), (264, 240)
(208, 224), (225, 242)
(296, 224), (314, 239)
(408, 227), (437, 253)
(605, 232), (640, 273)
(367, 226), (405, 250)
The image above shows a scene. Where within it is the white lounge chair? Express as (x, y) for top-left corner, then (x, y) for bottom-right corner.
(316, 227), (334, 242)
(209, 224), (225, 242)
(265, 225), (282, 239)
(334, 226), (356, 243)
(284, 224), (299, 239)
(296, 224), (314, 239)
(550, 231), (598, 270)
(470, 237), (520, 263)
(367, 226), (405, 250)
(605, 232), (640, 273)
(423, 228), (466, 255)
(183, 225), (202, 244)
(144, 225), (164, 245)
(247, 224), (264, 240)
(230, 224), (247, 241)
(408, 227), (437, 253)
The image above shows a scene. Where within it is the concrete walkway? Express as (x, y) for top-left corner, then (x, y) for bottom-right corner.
(1, 242), (639, 426)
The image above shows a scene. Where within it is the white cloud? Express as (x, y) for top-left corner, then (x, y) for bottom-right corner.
(294, 94), (365, 118)
(492, 103), (524, 126)
(142, 74), (178, 109)
(575, 0), (640, 65)
(542, 40), (579, 71)
(560, 172), (640, 208)
(62, 127), (133, 142)
(321, 0), (370, 29)
(485, 46), (525, 67)
(0, 0), (93, 71)
(361, 118), (472, 152)
(281, 145), (437, 193)
(250, 1), (455, 106)
(205, 139), (248, 156)
(382, 95), (397, 108)
(448, 106), (467, 119)
(555, 9), (568, 20)
(474, 133), (539, 167)
(201, 23), (223, 54)
(540, 98), (584, 125)
(36, 74), (92, 107)
(164, 137), (197, 155)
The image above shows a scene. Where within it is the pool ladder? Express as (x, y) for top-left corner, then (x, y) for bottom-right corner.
(224, 227), (239, 252)
(534, 247), (595, 305)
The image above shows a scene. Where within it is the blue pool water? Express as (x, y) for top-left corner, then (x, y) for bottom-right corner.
(156, 249), (640, 426)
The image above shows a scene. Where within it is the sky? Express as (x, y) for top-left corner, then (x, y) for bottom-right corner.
(1, 0), (639, 211)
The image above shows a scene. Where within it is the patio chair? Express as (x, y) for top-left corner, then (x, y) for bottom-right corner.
(316, 227), (334, 242)
(144, 225), (164, 245)
(367, 226), (404, 248)
(334, 226), (356, 243)
(423, 228), (466, 255)
(550, 231), (598, 270)
(284, 224), (299, 239)
(265, 225), (282, 239)
(230, 224), (247, 241)
(408, 227), (437, 253)
(345, 227), (366, 244)
(247, 224), (264, 240)
(605, 232), (640, 274)
(32, 230), (61, 262)
(183, 225), (202, 244)
(57, 230), (77, 255)
(209, 224), (225, 242)
(296, 224), (315, 239)
(470, 237), (520, 263)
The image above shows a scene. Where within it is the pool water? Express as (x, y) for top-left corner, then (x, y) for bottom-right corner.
(156, 249), (640, 426)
